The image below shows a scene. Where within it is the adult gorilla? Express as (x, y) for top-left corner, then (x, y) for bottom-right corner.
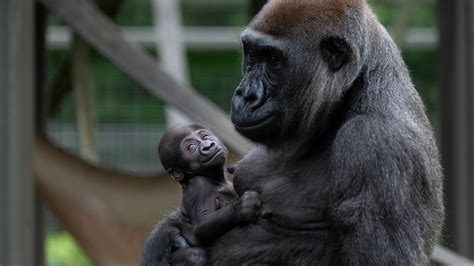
(142, 0), (444, 264)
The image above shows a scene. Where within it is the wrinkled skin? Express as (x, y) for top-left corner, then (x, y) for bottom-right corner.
(143, 0), (443, 265)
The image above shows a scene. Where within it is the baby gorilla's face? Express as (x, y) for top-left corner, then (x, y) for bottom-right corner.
(180, 128), (227, 173)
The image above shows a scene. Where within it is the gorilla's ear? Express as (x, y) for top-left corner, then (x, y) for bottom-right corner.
(320, 36), (351, 72)
(168, 168), (185, 181)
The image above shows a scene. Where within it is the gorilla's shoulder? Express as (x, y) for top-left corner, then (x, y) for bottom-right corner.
(332, 114), (422, 167)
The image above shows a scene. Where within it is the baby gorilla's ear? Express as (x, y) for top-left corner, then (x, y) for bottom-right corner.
(169, 168), (185, 181)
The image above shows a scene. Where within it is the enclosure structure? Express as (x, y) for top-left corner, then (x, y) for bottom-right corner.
(1, 0), (474, 265)
(0, 0), (39, 265)
(439, 0), (474, 260)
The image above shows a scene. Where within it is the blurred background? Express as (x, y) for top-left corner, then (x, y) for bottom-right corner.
(1, 0), (473, 265)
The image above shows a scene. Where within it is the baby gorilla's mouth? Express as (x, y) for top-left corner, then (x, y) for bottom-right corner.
(202, 149), (224, 164)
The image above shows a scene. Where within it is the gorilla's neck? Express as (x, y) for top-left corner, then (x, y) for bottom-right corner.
(274, 74), (365, 162)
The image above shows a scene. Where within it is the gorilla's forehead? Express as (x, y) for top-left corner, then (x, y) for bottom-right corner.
(251, 0), (364, 36)
(163, 123), (206, 145)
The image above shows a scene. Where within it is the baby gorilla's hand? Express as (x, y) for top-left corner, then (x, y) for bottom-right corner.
(234, 191), (262, 223)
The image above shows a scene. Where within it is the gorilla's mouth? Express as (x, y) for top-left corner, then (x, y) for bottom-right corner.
(202, 149), (224, 164)
(234, 114), (277, 131)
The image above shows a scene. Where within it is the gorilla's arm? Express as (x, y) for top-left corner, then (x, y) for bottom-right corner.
(140, 209), (193, 266)
(193, 191), (261, 245)
(261, 208), (331, 231)
(329, 116), (430, 265)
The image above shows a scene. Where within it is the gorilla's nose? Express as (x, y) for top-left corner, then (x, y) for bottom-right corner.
(200, 141), (215, 154)
(235, 81), (266, 110)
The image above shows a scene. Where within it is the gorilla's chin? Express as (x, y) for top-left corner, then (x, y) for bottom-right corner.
(232, 114), (280, 143)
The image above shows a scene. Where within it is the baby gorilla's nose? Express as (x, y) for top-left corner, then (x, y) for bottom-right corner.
(201, 141), (215, 154)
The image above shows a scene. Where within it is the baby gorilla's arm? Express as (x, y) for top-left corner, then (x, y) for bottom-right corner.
(193, 191), (261, 245)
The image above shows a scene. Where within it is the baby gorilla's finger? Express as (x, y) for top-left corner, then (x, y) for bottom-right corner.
(242, 191), (261, 207)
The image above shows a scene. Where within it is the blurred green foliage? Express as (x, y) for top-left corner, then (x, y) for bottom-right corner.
(403, 50), (439, 129)
(46, 232), (92, 266)
(371, 0), (437, 27)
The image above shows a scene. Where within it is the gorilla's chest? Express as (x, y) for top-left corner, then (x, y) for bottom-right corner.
(233, 157), (325, 205)
(232, 156), (282, 195)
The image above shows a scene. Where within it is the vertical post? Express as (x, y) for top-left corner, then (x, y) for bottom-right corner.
(152, 0), (190, 126)
(438, 0), (474, 259)
(0, 0), (37, 265)
(35, 3), (46, 266)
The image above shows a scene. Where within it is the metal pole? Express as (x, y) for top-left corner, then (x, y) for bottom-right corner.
(152, 0), (191, 126)
(438, 0), (474, 259)
(0, 0), (37, 265)
(35, 3), (47, 265)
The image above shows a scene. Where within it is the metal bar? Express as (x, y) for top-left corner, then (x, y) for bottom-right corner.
(468, 0), (474, 258)
(34, 3), (46, 265)
(46, 26), (438, 50)
(152, 0), (191, 125)
(438, 0), (474, 259)
(0, 0), (37, 265)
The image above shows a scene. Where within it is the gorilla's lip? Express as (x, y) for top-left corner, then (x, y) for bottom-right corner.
(234, 114), (277, 131)
(202, 149), (224, 164)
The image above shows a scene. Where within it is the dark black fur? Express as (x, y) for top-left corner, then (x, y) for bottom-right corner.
(143, 1), (443, 264)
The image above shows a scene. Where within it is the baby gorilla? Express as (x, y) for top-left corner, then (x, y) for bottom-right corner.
(141, 123), (261, 265)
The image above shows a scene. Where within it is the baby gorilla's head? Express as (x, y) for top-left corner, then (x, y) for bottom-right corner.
(158, 123), (228, 181)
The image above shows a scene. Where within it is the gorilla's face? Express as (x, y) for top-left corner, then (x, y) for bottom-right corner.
(231, 28), (356, 146)
(231, 29), (288, 144)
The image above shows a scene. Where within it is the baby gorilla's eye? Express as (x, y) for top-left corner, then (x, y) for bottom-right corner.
(187, 144), (196, 150)
(202, 135), (210, 140)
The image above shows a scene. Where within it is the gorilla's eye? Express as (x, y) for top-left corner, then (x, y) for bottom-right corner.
(202, 135), (210, 140)
(247, 48), (258, 63)
(187, 144), (196, 151)
(320, 36), (351, 72)
(268, 55), (279, 67)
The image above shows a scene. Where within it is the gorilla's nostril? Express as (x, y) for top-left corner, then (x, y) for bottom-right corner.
(247, 92), (266, 110)
(244, 92), (257, 102)
(202, 142), (215, 151)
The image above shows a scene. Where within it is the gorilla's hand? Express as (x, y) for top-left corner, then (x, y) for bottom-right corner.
(141, 209), (191, 266)
(172, 247), (207, 266)
(154, 231), (190, 266)
(171, 233), (189, 251)
(233, 191), (262, 223)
